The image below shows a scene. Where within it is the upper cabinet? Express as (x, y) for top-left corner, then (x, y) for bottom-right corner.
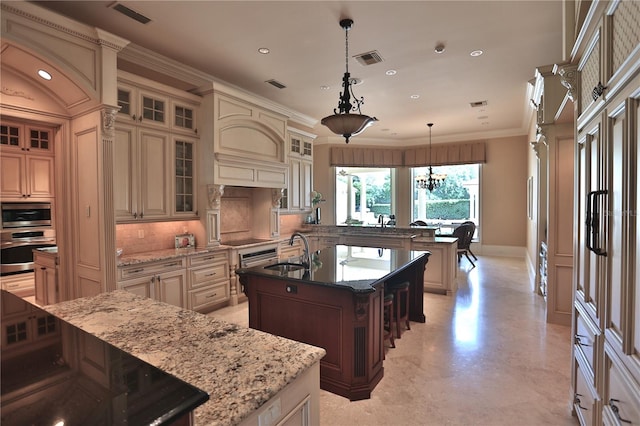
(117, 72), (200, 136)
(114, 72), (201, 223)
(0, 120), (55, 201)
(284, 128), (316, 212)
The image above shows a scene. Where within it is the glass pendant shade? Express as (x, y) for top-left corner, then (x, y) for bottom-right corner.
(321, 112), (377, 142)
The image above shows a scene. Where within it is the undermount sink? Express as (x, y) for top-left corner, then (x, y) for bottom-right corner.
(264, 262), (307, 273)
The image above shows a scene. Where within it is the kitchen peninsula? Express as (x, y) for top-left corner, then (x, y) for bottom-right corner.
(1, 289), (325, 425)
(237, 245), (430, 401)
(307, 225), (458, 294)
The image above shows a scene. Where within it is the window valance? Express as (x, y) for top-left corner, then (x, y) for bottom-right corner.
(404, 141), (486, 166)
(330, 141), (486, 167)
(330, 146), (404, 167)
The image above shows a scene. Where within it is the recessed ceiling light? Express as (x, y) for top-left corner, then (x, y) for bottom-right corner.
(37, 69), (52, 80)
(470, 50), (483, 57)
(385, 69), (397, 76)
(258, 47), (270, 54)
(410, 94), (420, 99)
(434, 43), (445, 54)
(320, 85), (330, 90)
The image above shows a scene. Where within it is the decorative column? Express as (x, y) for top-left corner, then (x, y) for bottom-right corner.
(271, 189), (283, 237)
(205, 184), (224, 247)
(101, 107), (119, 293)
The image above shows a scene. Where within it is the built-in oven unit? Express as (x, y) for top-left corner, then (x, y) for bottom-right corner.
(1, 229), (56, 276)
(1, 202), (52, 229)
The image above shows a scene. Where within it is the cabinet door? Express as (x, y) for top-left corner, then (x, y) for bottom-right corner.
(290, 158), (301, 210)
(301, 160), (312, 210)
(173, 137), (197, 216)
(114, 124), (137, 221)
(139, 128), (170, 219)
(156, 270), (187, 308)
(120, 276), (154, 299)
(172, 101), (198, 135)
(139, 89), (169, 128)
(0, 152), (25, 198)
(26, 155), (54, 198)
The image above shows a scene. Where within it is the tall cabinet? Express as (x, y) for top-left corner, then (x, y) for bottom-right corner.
(570, 2), (640, 425)
(284, 128), (315, 212)
(114, 71), (200, 223)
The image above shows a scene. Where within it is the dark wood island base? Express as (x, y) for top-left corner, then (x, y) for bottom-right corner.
(238, 245), (429, 401)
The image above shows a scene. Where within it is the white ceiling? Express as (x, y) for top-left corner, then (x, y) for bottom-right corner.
(33, 1), (564, 145)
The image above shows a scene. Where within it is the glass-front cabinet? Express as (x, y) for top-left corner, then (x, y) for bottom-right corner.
(173, 137), (197, 216)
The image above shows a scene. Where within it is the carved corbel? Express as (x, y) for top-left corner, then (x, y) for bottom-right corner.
(354, 294), (370, 321)
(556, 64), (578, 102)
(271, 188), (284, 208)
(101, 107), (118, 139)
(207, 184), (225, 209)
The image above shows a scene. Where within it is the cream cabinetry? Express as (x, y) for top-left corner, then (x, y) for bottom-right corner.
(0, 272), (34, 298)
(117, 71), (199, 136)
(0, 120), (54, 200)
(115, 72), (201, 223)
(114, 124), (170, 221)
(187, 251), (230, 313)
(34, 249), (58, 306)
(117, 258), (187, 308)
(284, 129), (315, 211)
(239, 361), (320, 426)
(1, 291), (59, 358)
(569, 2), (640, 424)
(411, 238), (457, 295)
(279, 239), (303, 262)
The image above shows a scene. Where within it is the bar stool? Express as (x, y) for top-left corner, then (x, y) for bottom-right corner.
(388, 281), (410, 338)
(383, 292), (395, 353)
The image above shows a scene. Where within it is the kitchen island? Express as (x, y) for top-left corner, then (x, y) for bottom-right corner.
(237, 245), (430, 401)
(1, 289), (325, 425)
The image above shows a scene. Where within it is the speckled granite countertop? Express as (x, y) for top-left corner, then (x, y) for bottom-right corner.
(117, 247), (219, 267)
(41, 290), (326, 426)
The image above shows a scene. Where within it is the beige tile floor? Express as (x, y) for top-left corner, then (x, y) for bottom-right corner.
(211, 256), (578, 426)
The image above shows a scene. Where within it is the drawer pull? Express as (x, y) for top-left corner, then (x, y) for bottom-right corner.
(205, 273), (217, 277)
(609, 399), (632, 423)
(7, 284), (19, 288)
(128, 268), (144, 273)
(574, 394), (587, 410)
(575, 334), (591, 346)
(166, 262), (181, 267)
(205, 293), (217, 298)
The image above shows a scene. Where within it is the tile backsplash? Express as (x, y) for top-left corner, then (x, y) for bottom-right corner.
(116, 220), (204, 255)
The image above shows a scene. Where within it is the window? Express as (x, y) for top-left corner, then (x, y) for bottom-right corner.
(412, 164), (480, 235)
(336, 167), (393, 225)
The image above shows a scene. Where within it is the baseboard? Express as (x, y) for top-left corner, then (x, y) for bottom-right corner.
(475, 244), (526, 258)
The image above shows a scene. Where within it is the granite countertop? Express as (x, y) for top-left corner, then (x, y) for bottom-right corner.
(117, 247), (219, 267)
(237, 245), (430, 294)
(42, 290), (326, 426)
(117, 238), (289, 267)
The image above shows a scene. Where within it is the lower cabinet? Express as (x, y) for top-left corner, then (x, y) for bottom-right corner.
(187, 251), (230, 313)
(1, 271), (35, 298)
(117, 258), (187, 308)
(239, 361), (320, 426)
(411, 239), (457, 294)
(34, 250), (58, 306)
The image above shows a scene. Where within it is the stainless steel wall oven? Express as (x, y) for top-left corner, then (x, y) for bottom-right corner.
(1, 202), (52, 228)
(1, 229), (56, 276)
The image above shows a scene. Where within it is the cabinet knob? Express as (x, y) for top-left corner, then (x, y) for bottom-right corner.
(131, 114), (137, 121)
(133, 212), (137, 219)
(139, 212), (144, 219)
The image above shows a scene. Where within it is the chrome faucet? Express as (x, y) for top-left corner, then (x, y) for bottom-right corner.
(289, 232), (310, 269)
(378, 214), (385, 228)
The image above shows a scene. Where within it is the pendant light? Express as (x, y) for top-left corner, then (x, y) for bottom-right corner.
(416, 123), (446, 191)
(321, 18), (378, 143)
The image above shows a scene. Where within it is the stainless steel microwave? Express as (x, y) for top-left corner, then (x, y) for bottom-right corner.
(1, 202), (52, 229)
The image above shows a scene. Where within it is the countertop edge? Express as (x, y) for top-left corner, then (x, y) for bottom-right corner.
(33, 290), (326, 425)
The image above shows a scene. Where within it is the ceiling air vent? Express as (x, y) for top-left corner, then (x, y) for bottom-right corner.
(354, 50), (384, 66)
(111, 2), (152, 24)
(266, 79), (286, 89)
(470, 100), (488, 108)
